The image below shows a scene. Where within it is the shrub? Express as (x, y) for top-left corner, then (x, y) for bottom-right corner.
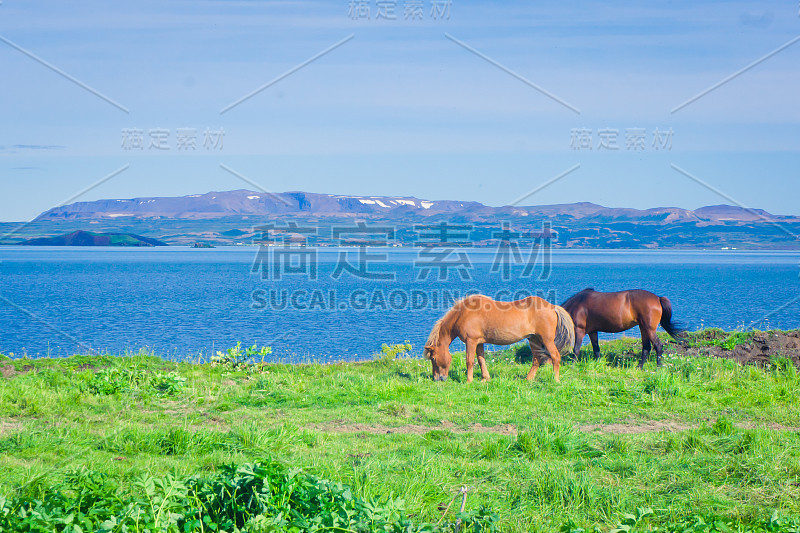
(0, 461), (499, 532)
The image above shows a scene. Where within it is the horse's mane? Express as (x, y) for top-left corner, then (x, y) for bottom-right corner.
(560, 287), (595, 311)
(424, 297), (468, 349)
(424, 316), (447, 349)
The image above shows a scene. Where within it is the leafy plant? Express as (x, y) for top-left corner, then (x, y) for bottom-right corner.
(85, 367), (186, 397)
(689, 329), (754, 351)
(609, 507), (653, 533)
(376, 341), (413, 362)
(719, 331), (752, 351)
(151, 372), (186, 396)
(87, 367), (145, 395)
(212, 342), (273, 372)
(0, 461), (499, 532)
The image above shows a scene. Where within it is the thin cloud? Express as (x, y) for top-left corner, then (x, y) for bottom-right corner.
(9, 144), (66, 150)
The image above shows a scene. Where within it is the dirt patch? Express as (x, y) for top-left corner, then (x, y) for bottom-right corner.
(186, 412), (232, 432)
(467, 422), (517, 435)
(579, 420), (693, 434)
(314, 417), (800, 437)
(312, 419), (517, 436)
(665, 331), (800, 368)
(0, 363), (34, 379)
(578, 419), (800, 434)
(203, 414), (229, 428)
(0, 419), (23, 436)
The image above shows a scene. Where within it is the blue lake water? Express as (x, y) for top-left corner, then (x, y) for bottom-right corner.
(1, 246), (799, 362)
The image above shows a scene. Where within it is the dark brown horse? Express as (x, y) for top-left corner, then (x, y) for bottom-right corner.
(423, 294), (575, 383)
(561, 288), (685, 368)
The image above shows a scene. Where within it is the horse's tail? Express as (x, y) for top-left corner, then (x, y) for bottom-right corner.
(659, 296), (686, 341)
(553, 305), (576, 355)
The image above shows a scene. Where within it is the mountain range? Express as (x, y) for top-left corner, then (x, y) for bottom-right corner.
(7, 189), (799, 249)
(34, 189), (797, 223)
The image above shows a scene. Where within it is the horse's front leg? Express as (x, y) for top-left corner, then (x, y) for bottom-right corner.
(476, 343), (490, 382)
(465, 339), (478, 383)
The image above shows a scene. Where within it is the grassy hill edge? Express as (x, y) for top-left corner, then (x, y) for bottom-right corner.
(1, 330), (799, 532)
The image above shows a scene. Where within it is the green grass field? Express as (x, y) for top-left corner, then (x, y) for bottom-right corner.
(1, 333), (799, 532)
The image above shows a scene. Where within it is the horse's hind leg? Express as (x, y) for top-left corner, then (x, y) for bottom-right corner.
(545, 339), (562, 383)
(476, 343), (490, 382)
(651, 331), (664, 367)
(638, 326), (653, 369)
(588, 332), (600, 359)
(525, 338), (541, 381)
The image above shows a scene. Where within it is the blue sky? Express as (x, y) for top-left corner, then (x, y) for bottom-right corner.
(1, 0), (799, 221)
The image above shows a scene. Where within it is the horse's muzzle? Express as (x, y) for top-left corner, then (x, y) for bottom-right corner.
(436, 375), (448, 382)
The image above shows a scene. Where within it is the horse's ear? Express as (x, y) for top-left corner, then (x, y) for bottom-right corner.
(423, 345), (434, 359)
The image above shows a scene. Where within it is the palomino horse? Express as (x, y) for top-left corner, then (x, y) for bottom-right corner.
(561, 288), (685, 368)
(423, 294), (575, 383)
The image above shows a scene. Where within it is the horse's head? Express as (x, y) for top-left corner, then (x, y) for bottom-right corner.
(424, 344), (451, 381)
